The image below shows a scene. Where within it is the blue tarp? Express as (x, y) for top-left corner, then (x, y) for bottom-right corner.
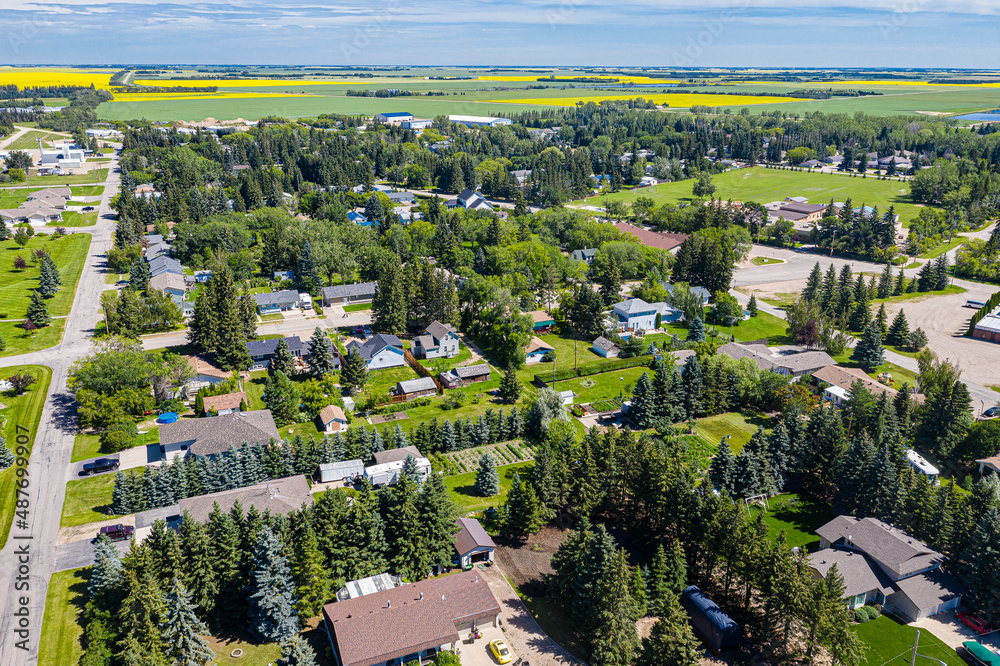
(680, 585), (741, 652)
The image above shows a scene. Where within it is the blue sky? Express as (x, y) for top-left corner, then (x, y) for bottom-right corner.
(2, 0), (999, 67)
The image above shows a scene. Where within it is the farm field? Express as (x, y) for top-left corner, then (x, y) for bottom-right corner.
(722, 86), (1000, 117)
(0, 365), (52, 548)
(8, 130), (67, 150)
(573, 166), (929, 224)
(497, 92), (806, 107)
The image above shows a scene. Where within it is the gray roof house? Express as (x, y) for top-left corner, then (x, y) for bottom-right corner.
(372, 446), (424, 466)
(592, 336), (621, 358)
(663, 283), (711, 304)
(321, 281), (377, 306)
(810, 516), (965, 621)
(246, 336), (305, 370)
(345, 334), (405, 369)
(158, 409), (280, 459)
(717, 342), (834, 377)
(148, 256), (182, 278)
(396, 376), (438, 400)
(178, 475), (313, 523)
(252, 289), (300, 313)
(439, 363), (492, 388)
(570, 248), (598, 264)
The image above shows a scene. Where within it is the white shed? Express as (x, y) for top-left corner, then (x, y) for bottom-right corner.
(364, 456), (431, 487)
(319, 459), (365, 483)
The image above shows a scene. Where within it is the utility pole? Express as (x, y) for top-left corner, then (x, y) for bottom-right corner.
(910, 630), (947, 666)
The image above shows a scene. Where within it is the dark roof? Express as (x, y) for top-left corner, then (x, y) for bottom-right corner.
(246, 336), (304, 357)
(372, 446), (423, 466)
(894, 569), (967, 612)
(774, 350), (835, 372)
(387, 192), (415, 202)
(593, 336), (620, 352)
(453, 364), (490, 379)
(680, 586), (741, 652)
(809, 548), (894, 599)
(253, 289), (300, 307)
(454, 517), (496, 555)
(322, 282), (377, 300)
(159, 410), (280, 457)
(815, 516), (945, 577)
(780, 202), (826, 214)
(424, 320), (456, 341)
(323, 570), (499, 666)
(397, 377), (437, 394)
(178, 475), (313, 523)
(348, 334), (403, 361)
(148, 256), (182, 275)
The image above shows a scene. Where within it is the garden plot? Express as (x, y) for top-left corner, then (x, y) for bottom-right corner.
(444, 441), (535, 475)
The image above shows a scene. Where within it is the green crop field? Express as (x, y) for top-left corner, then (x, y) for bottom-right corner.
(573, 166), (930, 224)
(8, 130), (66, 150)
(722, 86), (1000, 117)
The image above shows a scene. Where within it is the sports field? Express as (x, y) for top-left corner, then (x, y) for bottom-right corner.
(571, 167), (929, 223)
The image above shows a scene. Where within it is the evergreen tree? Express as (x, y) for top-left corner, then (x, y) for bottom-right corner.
(875, 303), (889, 339)
(505, 472), (544, 536)
(685, 315), (706, 342)
(276, 636), (318, 666)
(0, 432), (15, 470)
(291, 525), (332, 620)
(647, 542), (687, 615)
(305, 327), (337, 377)
(372, 255), (407, 334)
(178, 511), (217, 617)
(630, 566), (648, 617)
(848, 298), (871, 332)
(117, 564), (167, 663)
(206, 505), (244, 629)
(627, 372), (656, 430)
(129, 257), (151, 292)
(636, 595), (702, 666)
(886, 310), (910, 347)
(907, 328), (928, 351)
(914, 379), (973, 459)
(803, 262), (823, 302)
(189, 265), (250, 371)
(851, 322), (885, 370)
(26, 289), (50, 326)
(680, 355), (704, 418)
(585, 548), (641, 665)
(709, 438), (738, 497)
(161, 578), (215, 666)
(498, 365), (522, 404)
(417, 472), (460, 573)
(247, 527), (300, 642)
(834, 434), (876, 515)
(38, 259), (59, 297)
(474, 453), (500, 496)
(90, 535), (124, 601)
(877, 263), (894, 299)
(383, 475), (429, 580)
(263, 370), (299, 426)
(270, 338), (297, 377)
(340, 348), (368, 394)
(297, 240), (317, 291)
(747, 293), (759, 316)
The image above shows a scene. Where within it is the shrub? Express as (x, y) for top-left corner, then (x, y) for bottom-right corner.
(100, 420), (138, 454)
(541, 350), (556, 363)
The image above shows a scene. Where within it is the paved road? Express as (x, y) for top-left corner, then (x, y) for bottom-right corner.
(0, 150), (120, 664)
(54, 539), (128, 573)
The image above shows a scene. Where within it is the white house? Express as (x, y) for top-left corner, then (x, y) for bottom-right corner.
(592, 336), (621, 358)
(612, 298), (658, 331)
(318, 404), (350, 433)
(412, 320), (460, 359)
(345, 334), (406, 369)
(524, 336), (554, 364)
(453, 517), (496, 569)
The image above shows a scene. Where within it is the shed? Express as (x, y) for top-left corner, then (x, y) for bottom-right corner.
(318, 459), (365, 484)
(680, 586), (741, 653)
(396, 377), (438, 401)
(453, 517), (496, 569)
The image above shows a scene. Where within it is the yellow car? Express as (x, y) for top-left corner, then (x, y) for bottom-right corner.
(489, 638), (514, 664)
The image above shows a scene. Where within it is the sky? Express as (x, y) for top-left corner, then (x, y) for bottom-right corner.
(2, 0), (1000, 68)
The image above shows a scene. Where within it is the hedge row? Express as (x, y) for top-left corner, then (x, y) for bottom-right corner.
(968, 290), (1000, 334)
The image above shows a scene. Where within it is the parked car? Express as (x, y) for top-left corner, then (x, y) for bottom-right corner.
(80, 458), (119, 476)
(98, 524), (134, 542)
(984, 406), (999, 419)
(959, 640), (1000, 666)
(489, 639), (514, 665)
(82, 206), (95, 211)
(958, 611), (991, 635)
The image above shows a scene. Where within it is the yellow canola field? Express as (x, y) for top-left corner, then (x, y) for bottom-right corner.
(113, 91), (315, 102)
(479, 75), (679, 84)
(497, 93), (807, 107)
(0, 68), (114, 89)
(132, 78), (351, 88)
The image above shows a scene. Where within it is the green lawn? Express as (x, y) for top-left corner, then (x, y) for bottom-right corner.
(9, 169), (109, 187)
(54, 211), (97, 227)
(828, 350), (919, 387)
(61, 474), (115, 527)
(750, 493), (832, 551)
(725, 311), (795, 344)
(259, 312), (284, 322)
(343, 303), (372, 312)
(693, 411), (769, 454)
(72, 431), (102, 462)
(919, 236), (966, 259)
(419, 346), (473, 374)
(207, 633), (282, 665)
(366, 365), (421, 398)
(0, 318), (66, 357)
(751, 256), (784, 265)
(873, 284), (966, 305)
(572, 166), (930, 224)
(0, 233), (90, 318)
(854, 615), (962, 666)
(445, 460), (535, 514)
(70, 186), (104, 197)
(38, 567), (89, 666)
(551, 367), (649, 404)
(9, 130), (65, 150)
(0, 365), (52, 548)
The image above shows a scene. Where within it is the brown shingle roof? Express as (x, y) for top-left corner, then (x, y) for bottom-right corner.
(202, 392), (246, 413)
(613, 222), (688, 251)
(525, 336), (553, 354)
(454, 517), (495, 555)
(813, 365), (898, 398)
(319, 404), (346, 424)
(178, 475), (313, 523)
(323, 570), (501, 666)
(159, 409), (280, 457)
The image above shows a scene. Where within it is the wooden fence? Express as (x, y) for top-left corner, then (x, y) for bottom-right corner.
(403, 348), (445, 395)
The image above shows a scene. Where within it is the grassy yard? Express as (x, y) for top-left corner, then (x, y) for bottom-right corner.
(259, 312), (284, 322)
(751, 256), (784, 265)
(54, 211), (97, 227)
(872, 284), (966, 305)
(343, 303), (372, 312)
(919, 236), (966, 259)
(38, 567), (89, 666)
(693, 411), (770, 454)
(0, 365), (52, 548)
(13, 169), (109, 187)
(366, 365), (421, 398)
(61, 474), (115, 527)
(750, 493), (832, 551)
(70, 185), (104, 197)
(552, 366), (649, 404)
(72, 431), (102, 462)
(0, 233), (90, 318)
(828, 350), (919, 387)
(725, 311), (795, 344)
(207, 632), (282, 665)
(445, 460), (534, 514)
(854, 615), (962, 666)
(0, 318), (66, 357)
(418, 346), (473, 374)
(514, 333), (608, 385)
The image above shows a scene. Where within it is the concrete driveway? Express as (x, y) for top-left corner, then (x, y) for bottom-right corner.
(911, 609), (1000, 651)
(459, 625), (517, 666)
(68, 454), (120, 478)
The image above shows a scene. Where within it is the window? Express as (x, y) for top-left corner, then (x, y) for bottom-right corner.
(851, 593), (866, 609)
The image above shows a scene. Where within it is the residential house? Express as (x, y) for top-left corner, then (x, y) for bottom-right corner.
(454, 517), (495, 569)
(345, 334), (406, 369)
(809, 516), (965, 621)
(717, 343), (834, 378)
(149, 272), (186, 300)
(0, 200), (64, 225)
(612, 298), (660, 332)
(613, 222), (688, 254)
(182, 355), (236, 393)
(177, 475), (313, 523)
(570, 248), (598, 264)
(347, 211), (371, 227)
(27, 187), (71, 201)
(321, 570), (501, 666)
(456, 188), (493, 211)
(273, 270), (294, 281)
(202, 391), (245, 416)
(246, 336), (305, 371)
(318, 459), (364, 483)
(321, 282), (377, 307)
(528, 310), (555, 334)
(511, 169), (532, 186)
(813, 364), (901, 403)
(145, 242), (170, 259)
(592, 336), (621, 358)
(144, 233), (165, 246)
(524, 336), (554, 364)
(158, 409), (279, 459)
(396, 377), (438, 401)
(412, 320), (460, 359)
(318, 404), (350, 433)
(148, 256), (183, 278)
(387, 191), (415, 205)
(373, 446), (424, 466)
(401, 118), (433, 130)
(252, 289), (300, 314)
(663, 283), (711, 305)
(438, 364), (491, 388)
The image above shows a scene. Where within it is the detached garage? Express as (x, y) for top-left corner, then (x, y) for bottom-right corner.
(453, 517), (495, 569)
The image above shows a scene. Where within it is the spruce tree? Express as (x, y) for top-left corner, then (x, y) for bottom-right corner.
(297, 240), (317, 291)
(505, 472), (543, 535)
(90, 535), (124, 601)
(586, 548), (641, 665)
(875, 303), (889, 339)
(886, 309), (910, 347)
(38, 259), (58, 297)
(26, 289), (50, 326)
(129, 257), (151, 292)
(116, 566), (167, 663)
(291, 525), (332, 620)
(680, 355), (704, 418)
(161, 578), (215, 666)
(878, 263), (894, 299)
(372, 255), (407, 334)
(747, 293), (759, 316)
(474, 453), (500, 496)
(907, 328), (928, 351)
(277, 636), (318, 666)
(647, 542), (687, 615)
(0, 432), (15, 470)
(340, 348), (368, 394)
(383, 475), (429, 581)
(263, 370), (299, 426)
(851, 322), (885, 370)
(207, 504), (244, 629)
(636, 595), (702, 666)
(709, 438), (738, 497)
(630, 566), (648, 617)
(627, 372), (656, 430)
(271, 338), (297, 377)
(417, 471), (460, 573)
(685, 315), (706, 342)
(247, 527), (300, 642)
(178, 511), (218, 617)
(803, 262), (823, 302)
(305, 327), (336, 377)
(498, 365), (521, 404)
